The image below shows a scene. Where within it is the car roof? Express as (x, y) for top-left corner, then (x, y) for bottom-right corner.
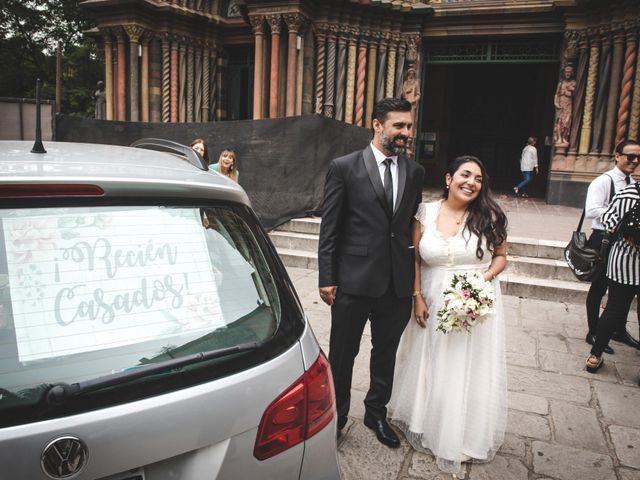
(0, 141), (250, 205)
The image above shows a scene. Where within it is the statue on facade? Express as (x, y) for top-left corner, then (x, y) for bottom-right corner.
(553, 65), (576, 147)
(94, 81), (106, 120)
(401, 67), (420, 138)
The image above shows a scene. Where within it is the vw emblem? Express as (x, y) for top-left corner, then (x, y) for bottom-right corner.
(41, 436), (88, 479)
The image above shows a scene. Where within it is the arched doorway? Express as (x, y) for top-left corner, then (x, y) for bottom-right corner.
(417, 37), (561, 196)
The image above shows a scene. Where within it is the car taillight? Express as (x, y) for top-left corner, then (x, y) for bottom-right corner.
(253, 352), (335, 461)
(0, 184), (105, 197)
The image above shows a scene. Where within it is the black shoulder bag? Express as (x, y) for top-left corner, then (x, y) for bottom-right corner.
(564, 177), (615, 282)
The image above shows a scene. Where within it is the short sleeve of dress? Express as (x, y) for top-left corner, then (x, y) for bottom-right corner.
(414, 202), (428, 233)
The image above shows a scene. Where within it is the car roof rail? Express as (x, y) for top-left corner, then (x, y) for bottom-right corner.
(130, 138), (207, 170)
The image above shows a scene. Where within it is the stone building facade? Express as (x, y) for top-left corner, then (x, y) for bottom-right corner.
(81, 0), (640, 206)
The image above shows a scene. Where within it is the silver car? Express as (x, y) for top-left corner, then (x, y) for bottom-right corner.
(0, 139), (340, 480)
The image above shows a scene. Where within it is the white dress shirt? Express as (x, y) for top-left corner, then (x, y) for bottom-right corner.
(585, 166), (631, 230)
(371, 142), (398, 210)
(520, 145), (538, 171)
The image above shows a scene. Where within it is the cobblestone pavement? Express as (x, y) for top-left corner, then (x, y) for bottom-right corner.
(287, 266), (640, 480)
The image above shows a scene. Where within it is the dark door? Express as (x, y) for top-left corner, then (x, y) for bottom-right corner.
(226, 45), (253, 121)
(419, 62), (557, 196)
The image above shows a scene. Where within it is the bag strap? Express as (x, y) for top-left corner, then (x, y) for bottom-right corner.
(576, 208), (586, 232)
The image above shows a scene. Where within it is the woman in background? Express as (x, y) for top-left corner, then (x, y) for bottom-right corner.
(210, 149), (239, 183)
(191, 138), (210, 166)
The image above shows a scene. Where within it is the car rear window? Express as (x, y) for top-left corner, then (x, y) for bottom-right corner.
(0, 204), (299, 427)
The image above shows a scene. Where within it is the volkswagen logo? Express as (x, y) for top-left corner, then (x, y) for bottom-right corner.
(41, 436), (88, 479)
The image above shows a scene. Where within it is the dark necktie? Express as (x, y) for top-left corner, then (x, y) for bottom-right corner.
(383, 158), (394, 212)
(626, 175), (631, 185)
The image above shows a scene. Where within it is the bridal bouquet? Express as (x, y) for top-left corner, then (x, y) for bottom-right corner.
(436, 272), (495, 334)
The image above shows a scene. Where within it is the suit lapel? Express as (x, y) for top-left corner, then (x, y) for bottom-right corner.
(394, 155), (407, 215)
(363, 145), (393, 217)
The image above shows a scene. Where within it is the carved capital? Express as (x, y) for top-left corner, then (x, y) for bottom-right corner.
(98, 27), (113, 43)
(123, 24), (145, 43)
(283, 13), (304, 34)
(405, 34), (421, 63)
(249, 15), (265, 35)
(266, 14), (282, 35)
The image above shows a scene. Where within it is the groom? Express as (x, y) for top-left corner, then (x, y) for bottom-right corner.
(318, 98), (425, 447)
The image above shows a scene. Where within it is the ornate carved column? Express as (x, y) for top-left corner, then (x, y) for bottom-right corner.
(149, 36), (162, 122)
(589, 28), (611, 168)
(616, 22), (638, 144)
(125, 25), (144, 122)
(355, 29), (367, 127)
(576, 30), (600, 171)
(250, 16), (265, 119)
(210, 46), (218, 120)
(602, 25), (625, 157)
(295, 19), (308, 115)
(324, 24), (338, 118)
(376, 29), (389, 102)
(186, 42), (195, 122)
(202, 41), (211, 122)
(552, 31), (578, 169)
(267, 14), (282, 118)
(629, 28), (640, 139)
(386, 33), (398, 98)
(405, 33), (422, 144)
(335, 29), (347, 121)
(170, 36), (179, 122)
(314, 24), (326, 115)
(114, 28), (127, 121)
(395, 37), (407, 98)
(345, 27), (358, 124)
(179, 41), (187, 122)
(100, 28), (114, 121)
(284, 13), (303, 117)
(160, 34), (171, 123)
(567, 31), (589, 169)
(365, 27), (379, 128)
(196, 42), (204, 122)
(140, 32), (151, 122)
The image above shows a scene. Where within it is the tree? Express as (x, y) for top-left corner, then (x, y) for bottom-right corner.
(0, 0), (101, 116)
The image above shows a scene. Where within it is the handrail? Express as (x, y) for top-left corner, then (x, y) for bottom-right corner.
(130, 138), (207, 170)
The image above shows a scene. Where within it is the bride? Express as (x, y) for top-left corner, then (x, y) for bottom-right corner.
(388, 155), (508, 477)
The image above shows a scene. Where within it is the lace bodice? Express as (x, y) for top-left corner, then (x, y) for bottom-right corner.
(415, 201), (491, 270)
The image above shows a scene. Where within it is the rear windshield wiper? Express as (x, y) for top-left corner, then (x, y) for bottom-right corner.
(44, 341), (263, 406)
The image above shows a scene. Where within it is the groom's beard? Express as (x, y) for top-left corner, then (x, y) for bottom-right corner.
(381, 131), (408, 155)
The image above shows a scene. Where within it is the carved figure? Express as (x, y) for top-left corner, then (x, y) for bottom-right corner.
(401, 67), (420, 138)
(94, 81), (106, 120)
(554, 65), (576, 147)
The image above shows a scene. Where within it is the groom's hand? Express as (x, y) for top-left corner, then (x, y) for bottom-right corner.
(319, 286), (337, 306)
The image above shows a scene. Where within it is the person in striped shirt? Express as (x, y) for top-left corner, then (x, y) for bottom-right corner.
(586, 139), (640, 376)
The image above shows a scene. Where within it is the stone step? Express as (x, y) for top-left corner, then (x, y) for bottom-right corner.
(276, 217), (321, 235)
(275, 219), (568, 261)
(274, 245), (589, 303)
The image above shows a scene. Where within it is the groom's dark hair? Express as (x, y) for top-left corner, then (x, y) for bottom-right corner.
(371, 98), (412, 126)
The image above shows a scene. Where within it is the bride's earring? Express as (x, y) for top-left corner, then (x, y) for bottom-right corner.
(446, 184), (450, 189)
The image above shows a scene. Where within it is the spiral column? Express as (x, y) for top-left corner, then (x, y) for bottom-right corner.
(602, 26), (625, 156)
(335, 32), (347, 121)
(578, 31), (600, 161)
(616, 25), (637, 145)
(386, 33), (398, 99)
(202, 42), (211, 122)
(324, 24), (337, 118)
(170, 36), (179, 123)
(314, 25), (326, 115)
(355, 31), (367, 127)
(345, 28), (358, 125)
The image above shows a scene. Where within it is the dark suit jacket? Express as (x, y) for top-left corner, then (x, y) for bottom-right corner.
(318, 145), (425, 298)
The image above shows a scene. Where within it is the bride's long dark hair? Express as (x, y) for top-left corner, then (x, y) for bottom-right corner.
(443, 155), (508, 260)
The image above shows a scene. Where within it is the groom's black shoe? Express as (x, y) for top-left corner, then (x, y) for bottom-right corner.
(610, 330), (640, 349)
(364, 416), (400, 448)
(585, 333), (614, 354)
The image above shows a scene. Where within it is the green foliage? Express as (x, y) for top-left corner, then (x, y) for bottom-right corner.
(0, 0), (101, 117)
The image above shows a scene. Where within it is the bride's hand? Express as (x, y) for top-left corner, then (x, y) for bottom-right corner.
(414, 296), (429, 328)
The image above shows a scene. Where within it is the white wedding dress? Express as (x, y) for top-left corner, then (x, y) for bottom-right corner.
(388, 200), (507, 476)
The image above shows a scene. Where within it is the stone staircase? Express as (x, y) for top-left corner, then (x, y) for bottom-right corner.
(270, 217), (591, 304)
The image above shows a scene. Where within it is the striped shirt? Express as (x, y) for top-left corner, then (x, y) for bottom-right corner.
(602, 182), (640, 285)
